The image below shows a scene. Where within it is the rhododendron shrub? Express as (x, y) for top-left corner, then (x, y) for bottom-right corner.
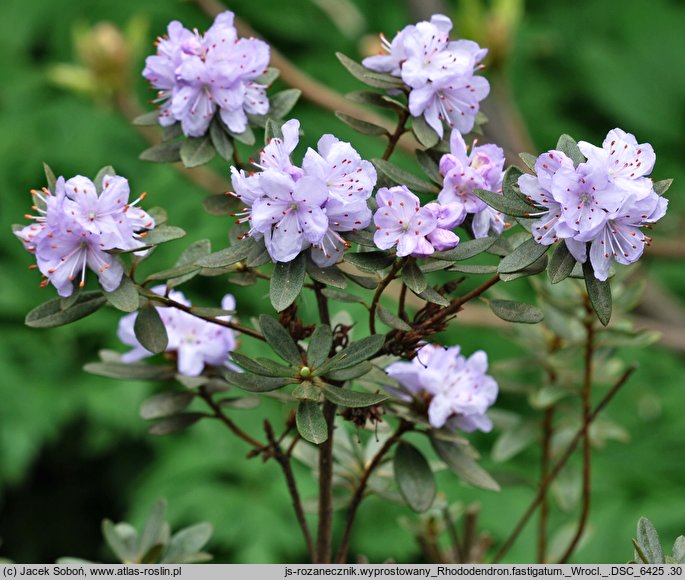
(13, 10), (673, 565)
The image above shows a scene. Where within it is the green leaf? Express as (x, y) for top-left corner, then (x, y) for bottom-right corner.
(134, 305), (168, 354)
(492, 422), (538, 462)
(209, 119), (234, 162)
(168, 239), (212, 288)
(148, 413), (204, 436)
(146, 225), (186, 246)
(412, 116), (440, 148)
(43, 162), (57, 193)
(223, 371), (293, 392)
(501, 166), (526, 203)
(105, 275), (140, 313)
(307, 325), (333, 369)
(25, 291), (106, 328)
(433, 236), (497, 261)
(306, 261), (347, 288)
(230, 352), (295, 377)
(672, 536), (685, 564)
(653, 179), (673, 195)
(202, 194), (234, 216)
(488, 299), (544, 324)
(102, 521), (138, 563)
(162, 123), (183, 142)
(296, 401), (328, 444)
(321, 334), (385, 372)
(317, 288), (362, 304)
(345, 272), (378, 289)
(519, 152), (537, 172)
(138, 500), (167, 560)
(636, 517), (664, 564)
(448, 264), (497, 274)
(268, 89), (302, 119)
(499, 254), (548, 282)
(196, 239), (252, 268)
(417, 286), (450, 307)
(344, 228), (376, 247)
(140, 544), (165, 564)
(325, 361), (373, 381)
(336, 53), (404, 89)
(94, 165), (116, 192)
(498, 237), (548, 274)
(377, 305), (411, 331)
(217, 396), (260, 410)
(270, 254), (306, 311)
(394, 442), (436, 513)
(402, 260), (427, 293)
(145, 263), (200, 284)
(133, 110), (160, 126)
(162, 523), (213, 564)
(473, 188), (538, 217)
(556, 134), (585, 167)
(415, 150), (442, 184)
(346, 90), (406, 111)
(225, 124), (255, 146)
(84, 361), (176, 381)
(292, 381), (321, 401)
(321, 384), (387, 408)
(548, 242), (577, 284)
(264, 118), (284, 142)
(255, 67), (279, 85)
(431, 438), (500, 491)
(140, 392), (194, 420)
(180, 137), (215, 168)
(372, 158), (440, 194)
(335, 112), (387, 136)
(344, 251), (394, 272)
(583, 260), (612, 326)
(140, 142), (182, 163)
(258, 315), (302, 366)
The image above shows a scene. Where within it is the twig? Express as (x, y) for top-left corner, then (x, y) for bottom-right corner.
(335, 421), (412, 563)
(491, 365), (637, 563)
(443, 508), (462, 562)
(537, 406), (554, 563)
(382, 108), (410, 161)
(199, 387), (264, 449)
(369, 258), (407, 334)
(264, 420), (316, 561)
(317, 400), (337, 563)
(142, 290), (265, 341)
(557, 307), (595, 563)
(398, 282), (409, 322)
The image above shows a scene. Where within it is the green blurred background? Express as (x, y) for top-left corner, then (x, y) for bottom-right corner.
(1, 0), (684, 564)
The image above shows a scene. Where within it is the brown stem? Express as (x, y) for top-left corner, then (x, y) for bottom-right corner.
(264, 421), (316, 561)
(316, 400), (337, 563)
(462, 505), (479, 563)
(313, 282), (331, 326)
(369, 258), (408, 334)
(398, 282), (409, 322)
(335, 421), (411, 563)
(442, 508), (462, 563)
(537, 406), (555, 563)
(199, 387), (264, 449)
(382, 109), (410, 161)
(491, 365), (637, 563)
(142, 290), (265, 341)
(557, 309), (595, 563)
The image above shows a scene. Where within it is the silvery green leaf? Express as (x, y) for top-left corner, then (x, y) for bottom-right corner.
(140, 392), (194, 420)
(497, 237), (548, 274)
(306, 261), (347, 288)
(417, 286), (449, 307)
(488, 299), (544, 324)
(473, 188), (538, 218)
(84, 361), (176, 381)
(138, 500), (167, 560)
(162, 523), (214, 564)
(180, 136), (215, 168)
(377, 305), (411, 331)
(105, 275), (140, 312)
(412, 116), (440, 148)
(202, 194), (234, 216)
(307, 325), (333, 369)
(433, 237), (497, 261)
(653, 179), (672, 195)
(492, 422), (538, 462)
(296, 401), (328, 444)
(431, 438), (500, 491)
(209, 119), (234, 162)
(335, 112), (387, 136)
(519, 152), (537, 172)
(325, 361), (373, 381)
(415, 150), (442, 184)
(372, 158), (440, 194)
(548, 242), (576, 284)
(258, 314), (303, 366)
(102, 520), (138, 563)
(636, 517), (665, 564)
(26, 291), (106, 328)
(321, 334), (385, 372)
(140, 142), (182, 163)
(196, 239), (252, 268)
(321, 384), (387, 407)
(133, 110), (160, 126)
(230, 352), (295, 377)
(145, 225), (186, 246)
(93, 165), (116, 192)
(43, 162), (57, 193)
(583, 261), (612, 326)
(336, 53), (404, 89)
(270, 254), (306, 311)
(344, 251), (395, 272)
(402, 260), (427, 293)
(321, 288), (365, 304)
(268, 89), (302, 120)
(148, 413), (204, 436)
(394, 442), (436, 513)
(134, 305), (168, 354)
(556, 134), (585, 167)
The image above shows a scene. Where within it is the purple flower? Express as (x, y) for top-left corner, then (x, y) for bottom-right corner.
(518, 129), (668, 279)
(373, 186), (437, 257)
(424, 202), (463, 251)
(16, 173), (154, 297)
(118, 287), (239, 377)
(230, 120), (377, 265)
(438, 131), (507, 238)
(364, 15), (489, 138)
(385, 343), (498, 432)
(251, 171), (329, 263)
(143, 11), (270, 137)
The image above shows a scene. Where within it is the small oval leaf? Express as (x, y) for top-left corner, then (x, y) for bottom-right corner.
(394, 442), (436, 513)
(489, 299), (544, 324)
(270, 254), (306, 312)
(134, 305), (169, 354)
(296, 401), (328, 444)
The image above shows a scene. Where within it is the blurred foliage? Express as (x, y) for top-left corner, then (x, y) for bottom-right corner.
(1, 0), (684, 565)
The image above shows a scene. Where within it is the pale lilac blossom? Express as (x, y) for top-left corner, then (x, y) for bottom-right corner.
(143, 11), (270, 137)
(385, 343), (498, 432)
(118, 287), (239, 376)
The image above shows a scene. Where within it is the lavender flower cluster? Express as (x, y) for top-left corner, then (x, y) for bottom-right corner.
(521, 129), (668, 280)
(386, 343), (498, 432)
(363, 14), (489, 138)
(143, 11), (270, 137)
(231, 119), (377, 265)
(15, 174), (154, 297)
(118, 287), (238, 377)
